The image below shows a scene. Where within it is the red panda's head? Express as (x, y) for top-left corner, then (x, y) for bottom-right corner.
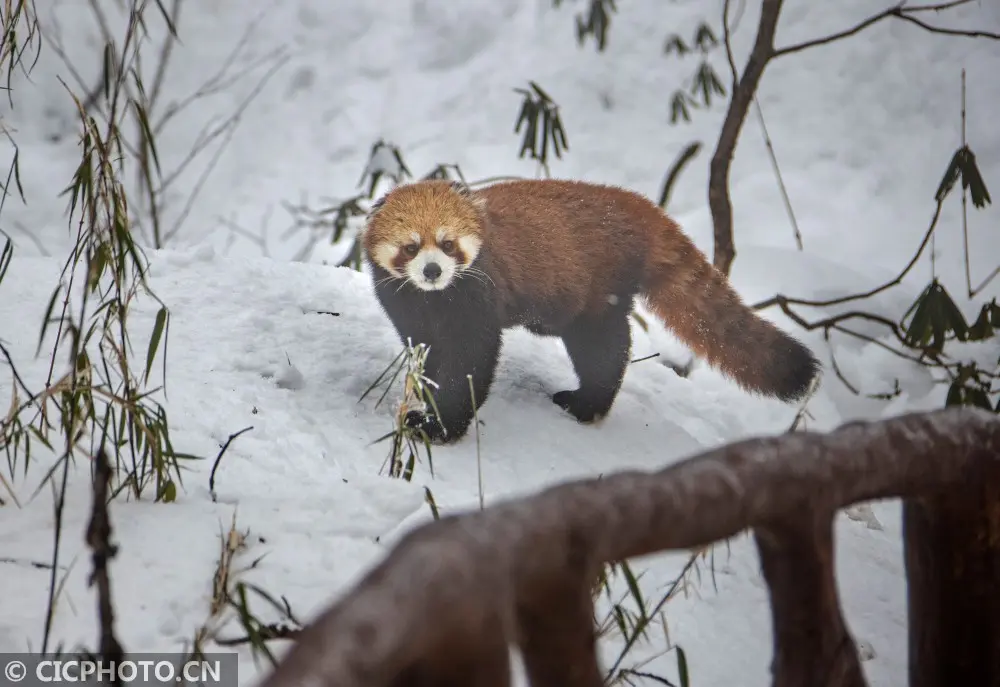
(362, 180), (487, 292)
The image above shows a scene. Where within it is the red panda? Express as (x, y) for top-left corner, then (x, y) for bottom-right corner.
(362, 179), (820, 444)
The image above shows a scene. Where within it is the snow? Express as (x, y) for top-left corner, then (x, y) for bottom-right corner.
(1, 0), (999, 686)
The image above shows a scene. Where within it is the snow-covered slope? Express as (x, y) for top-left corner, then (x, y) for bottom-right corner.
(0, 246), (899, 685)
(1, 0), (999, 686)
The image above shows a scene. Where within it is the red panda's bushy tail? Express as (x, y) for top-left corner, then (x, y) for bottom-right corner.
(640, 228), (820, 402)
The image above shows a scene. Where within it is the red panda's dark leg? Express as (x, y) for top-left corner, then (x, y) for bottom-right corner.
(371, 266), (501, 444)
(414, 326), (503, 443)
(553, 305), (632, 423)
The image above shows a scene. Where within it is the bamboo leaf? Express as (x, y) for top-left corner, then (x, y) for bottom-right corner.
(144, 306), (168, 385)
(934, 148), (963, 203)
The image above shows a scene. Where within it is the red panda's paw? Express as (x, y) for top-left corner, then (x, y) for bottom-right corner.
(552, 389), (607, 424)
(403, 409), (457, 445)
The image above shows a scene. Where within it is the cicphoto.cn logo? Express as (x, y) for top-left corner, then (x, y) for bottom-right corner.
(30, 659), (223, 683)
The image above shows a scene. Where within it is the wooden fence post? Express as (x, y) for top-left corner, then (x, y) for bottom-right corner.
(903, 452), (1000, 687)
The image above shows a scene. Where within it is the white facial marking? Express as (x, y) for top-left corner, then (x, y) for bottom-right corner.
(372, 243), (402, 274)
(456, 235), (482, 263)
(435, 227), (448, 243)
(410, 232), (421, 244)
(407, 247), (458, 291)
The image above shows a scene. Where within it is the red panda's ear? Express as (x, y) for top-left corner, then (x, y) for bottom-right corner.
(449, 180), (472, 196)
(450, 181), (487, 211)
(367, 195), (386, 220)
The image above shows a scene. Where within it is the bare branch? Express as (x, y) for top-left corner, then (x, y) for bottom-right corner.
(893, 9), (1000, 39)
(752, 193), (943, 311)
(259, 408), (1000, 687)
(160, 51), (288, 244)
(145, 0), (182, 112)
(773, 5), (900, 57)
(773, 1), (997, 58)
(152, 10), (273, 136)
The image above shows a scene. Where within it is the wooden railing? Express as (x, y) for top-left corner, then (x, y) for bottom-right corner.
(258, 407), (1000, 687)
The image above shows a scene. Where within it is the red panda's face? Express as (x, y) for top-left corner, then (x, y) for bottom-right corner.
(363, 181), (486, 292)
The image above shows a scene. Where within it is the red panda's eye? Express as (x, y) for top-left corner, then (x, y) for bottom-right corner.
(440, 240), (455, 254)
(403, 244), (419, 256)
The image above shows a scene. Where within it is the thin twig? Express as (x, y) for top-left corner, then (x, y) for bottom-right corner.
(722, 0), (738, 89)
(0, 557), (64, 571)
(823, 330), (861, 396)
(146, 0), (182, 112)
(467, 375), (485, 511)
(773, 1), (997, 58)
(956, 69), (999, 297)
(629, 352), (661, 365)
(894, 10), (1000, 39)
(216, 623), (303, 646)
(152, 9), (272, 135)
(41, 451), (72, 654)
(161, 52), (288, 244)
(209, 426), (254, 500)
(752, 195), (944, 311)
(752, 97), (802, 250)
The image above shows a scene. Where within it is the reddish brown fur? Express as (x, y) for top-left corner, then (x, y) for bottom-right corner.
(363, 183), (482, 275)
(363, 179), (819, 440)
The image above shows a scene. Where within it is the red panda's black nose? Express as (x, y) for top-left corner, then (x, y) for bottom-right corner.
(423, 262), (442, 281)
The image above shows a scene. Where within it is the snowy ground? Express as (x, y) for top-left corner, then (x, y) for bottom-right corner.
(2, 0), (1000, 686)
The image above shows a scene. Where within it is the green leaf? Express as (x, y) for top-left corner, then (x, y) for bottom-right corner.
(945, 378), (964, 407)
(159, 479), (177, 503)
(901, 280), (969, 354)
(574, 0), (615, 52)
(989, 298), (1000, 326)
(935, 145), (992, 208)
(664, 34), (690, 57)
(102, 42), (114, 103)
(35, 285), (64, 357)
(423, 486), (440, 520)
(552, 115), (570, 156)
(153, 0), (179, 37)
(512, 82), (566, 164)
(144, 306), (169, 385)
(693, 22), (719, 51)
(658, 142), (702, 210)
(677, 646), (690, 687)
(966, 387), (994, 410)
(945, 363), (995, 411)
(691, 61), (726, 106)
(529, 80), (554, 104)
(935, 282), (969, 342)
(934, 148), (963, 204)
(131, 98), (162, 179)
(620, 561), (648, 620)
(967, 304), (995, 341)
(0, 238), (13, 282)
(670, 91), (692, 124)
(957, 145), (992, 208)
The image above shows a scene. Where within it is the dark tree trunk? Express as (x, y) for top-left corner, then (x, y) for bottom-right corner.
(708, 0), (783, 277)
(903, 457), (1000, 687)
